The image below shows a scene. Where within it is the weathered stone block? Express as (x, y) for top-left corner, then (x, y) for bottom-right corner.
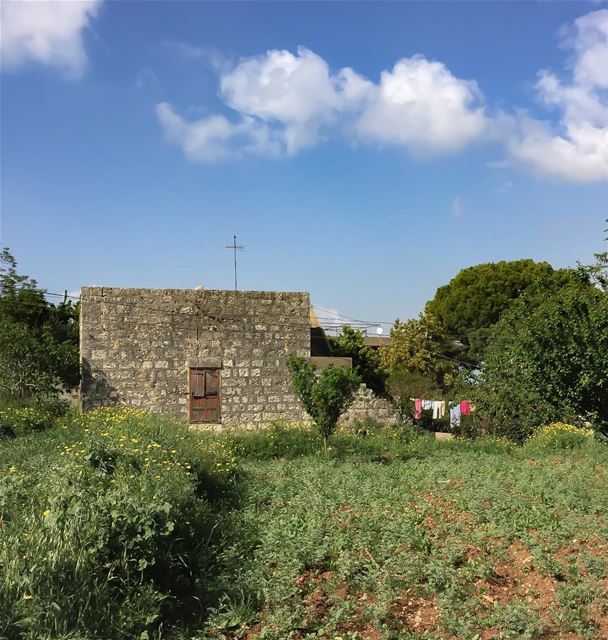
(80, 287), (311, 427)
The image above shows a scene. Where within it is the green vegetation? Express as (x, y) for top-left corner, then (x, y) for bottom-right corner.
(379, 311), (456, 387)
(2, 412), (607, 639)
(474, 274), (608, 439)
(1, 234), (607, 638)
(0, 407), (241, 639)
(328, 325), (387, 396)
(0, 248), (79, 400)
(287, 355), (360, 450)
(523, 422), (596, 454)
(426, 259), (576, 366)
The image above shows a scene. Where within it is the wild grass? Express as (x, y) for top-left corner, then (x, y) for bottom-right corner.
(0, 407), (243, 639)
(203, 423), (608, 640)
(2, 413), (607, 639)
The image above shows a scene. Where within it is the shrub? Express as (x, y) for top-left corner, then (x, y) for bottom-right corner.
(385, 366), (441, 426)
(523, 422), (595, 453)
(474, 279), (608, 440)
(287, 355), (360, 451)
(0, 405), (57, 438)
(0, 406), (241, 638)
(0, 248), (80, 401)
(328, 325), (387, 395)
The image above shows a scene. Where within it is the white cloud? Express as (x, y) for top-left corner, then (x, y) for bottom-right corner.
(355, 57), (487, 154)
(156, 102), (281, 162)
(157, 47), (486, 161)
(219, 47), (371, 154)
(0, 0), (101, 78)
(508, 116), (608, 183)
(507, 9), (608, 182)
(156, 10), (607, 182)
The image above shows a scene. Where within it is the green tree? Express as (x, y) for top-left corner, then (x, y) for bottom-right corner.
(287, 355), (360, 451)
(474, 274), (608, 440)
(0, 248), (79, 399)
(385, 366), (442, 425)
(427, 259), (576, 365)
(380, 311), (457, 387)
(328, 325), (386, 395)
(0, 247), (37, 294)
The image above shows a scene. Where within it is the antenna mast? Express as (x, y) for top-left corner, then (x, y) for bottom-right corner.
(225, 234), (245, 290)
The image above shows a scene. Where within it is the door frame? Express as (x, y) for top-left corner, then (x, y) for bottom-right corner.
(188, 366), (221, 424)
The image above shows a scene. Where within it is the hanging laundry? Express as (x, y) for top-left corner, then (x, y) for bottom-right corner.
(432, 400), (446, 420)
(414, 398), (423, 420)
(422, 400), (433, 411)
(450, 404), (461, 429)
(460, 400), (473, 416)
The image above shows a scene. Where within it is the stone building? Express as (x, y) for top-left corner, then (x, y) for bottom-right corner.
(80, 287), (311, 426)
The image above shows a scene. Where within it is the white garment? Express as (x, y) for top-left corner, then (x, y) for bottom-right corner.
(450, 405), (461, 429)
(422, 400), (433, 411)
(432, 400), (446, 420)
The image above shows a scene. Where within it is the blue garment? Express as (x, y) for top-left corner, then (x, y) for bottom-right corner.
(450, 405), (461, 430)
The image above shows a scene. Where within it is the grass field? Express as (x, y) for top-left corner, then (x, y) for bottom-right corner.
(211, 449), (608, 640)
(1, 411), (607, 639)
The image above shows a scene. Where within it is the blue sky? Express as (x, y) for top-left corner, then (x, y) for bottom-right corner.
(1, 1), (607, 328)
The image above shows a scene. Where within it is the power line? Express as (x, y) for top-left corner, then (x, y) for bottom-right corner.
(12, 287), (474, 346)
(313, 304), (393, 326)
(5, 292), (479, 368)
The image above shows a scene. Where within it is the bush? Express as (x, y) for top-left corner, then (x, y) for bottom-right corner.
(287, 355), (360, 451)
(0, 405), (57, 438)
(523, 422), (595, 453)
(474, 279), (608, 441)
(328, 325), (387, 395)
(0, 406), (242, 638)
(0, 248), (80, 401)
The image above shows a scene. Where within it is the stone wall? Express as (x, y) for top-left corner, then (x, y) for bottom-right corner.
(339, 384), (401, 427)
(80, 287), (311, 426)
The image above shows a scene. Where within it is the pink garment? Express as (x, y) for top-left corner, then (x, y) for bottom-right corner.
(414, 399), (423, 420)
(460, 400), (472, 416)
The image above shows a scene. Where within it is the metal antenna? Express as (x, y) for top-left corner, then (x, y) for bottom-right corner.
(225, 234), (245, 290)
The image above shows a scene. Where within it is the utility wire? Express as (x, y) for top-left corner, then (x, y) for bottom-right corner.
(9, 287), (473, 344)
(6, 293), (478, 367)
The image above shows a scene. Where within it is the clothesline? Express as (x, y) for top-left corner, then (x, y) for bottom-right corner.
(410, 398), (474, 429)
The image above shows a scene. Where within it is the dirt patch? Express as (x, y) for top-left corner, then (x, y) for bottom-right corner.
(295, 568), (333, 590)
(477, 542), (557, 609)
(337, 592), (382, 639)
(245, 622), (264, 639)
(305, 586), (330, 620)
(555, 537), (608, 562)
(339, 622), (382, 640)
(334, 582), (349, 600)
(415, 491), (478, 532)
(465, 544), (487, 561)
(295, 569), (360, 626)
(589, 598), (608, 640)
(390, 591), (442, 633)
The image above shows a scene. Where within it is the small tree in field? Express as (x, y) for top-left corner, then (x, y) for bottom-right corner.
(287, 355), (360, 451)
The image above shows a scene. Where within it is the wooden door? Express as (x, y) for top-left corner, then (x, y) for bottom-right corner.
(189, 368), (221, 423)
